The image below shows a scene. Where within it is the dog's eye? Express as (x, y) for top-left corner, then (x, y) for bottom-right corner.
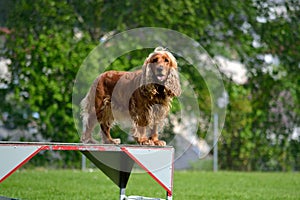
(164, 58), (169, 62)
(152, 58), (158, 63)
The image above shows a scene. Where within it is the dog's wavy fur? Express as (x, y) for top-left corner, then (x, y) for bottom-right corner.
(80, 47), (181, 146)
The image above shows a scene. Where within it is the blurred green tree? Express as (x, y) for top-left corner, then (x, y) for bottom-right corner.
(0, 0), (299, 170)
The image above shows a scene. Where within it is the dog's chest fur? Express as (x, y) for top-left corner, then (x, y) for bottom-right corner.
(126, 84), (171, 126)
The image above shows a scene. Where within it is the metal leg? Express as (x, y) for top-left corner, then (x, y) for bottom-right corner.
(166, 191), (172, 200)
(120, 187), (127, 200)
(119, 170), (131, 200)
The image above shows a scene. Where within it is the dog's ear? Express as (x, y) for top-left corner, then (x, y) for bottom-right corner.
(140, 57), (157, 96)
(165, 67), (181, 97)
(141, 57), (153, 86)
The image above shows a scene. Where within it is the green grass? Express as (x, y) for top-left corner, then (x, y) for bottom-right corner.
(0, 169), (299, 199)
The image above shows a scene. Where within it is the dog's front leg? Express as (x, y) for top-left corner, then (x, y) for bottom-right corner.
(134, 126), (154, 145)
(149, 125), (166, 146)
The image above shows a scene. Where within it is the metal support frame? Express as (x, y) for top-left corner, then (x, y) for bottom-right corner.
(0, 142), (174, 200)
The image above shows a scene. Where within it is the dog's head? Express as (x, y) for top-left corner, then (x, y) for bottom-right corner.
(142, 47), (181, 97)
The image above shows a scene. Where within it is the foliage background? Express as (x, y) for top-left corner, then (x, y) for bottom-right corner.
(0, 0), (299, 170)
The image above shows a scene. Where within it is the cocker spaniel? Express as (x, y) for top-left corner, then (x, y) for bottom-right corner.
(80, 47), (181, 146)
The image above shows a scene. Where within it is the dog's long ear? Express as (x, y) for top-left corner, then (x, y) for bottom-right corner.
(141, 56), (151, 86)
(140, 55), (156, 96)
(165, 67), (181, 97)
(164, 51), (181, 97)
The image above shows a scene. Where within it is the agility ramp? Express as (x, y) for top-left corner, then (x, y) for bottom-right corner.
(0, 142), (174, 200)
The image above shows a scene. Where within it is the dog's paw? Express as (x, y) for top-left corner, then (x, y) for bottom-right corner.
(136, 138), (155, 146)
(140, 140), (155, 146)
(111, 138), (121, 144)
(153, 140), (166, 146)
(103, 138), (121, 145)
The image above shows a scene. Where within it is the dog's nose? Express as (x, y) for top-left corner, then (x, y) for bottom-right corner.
(157, 66), (164, 72)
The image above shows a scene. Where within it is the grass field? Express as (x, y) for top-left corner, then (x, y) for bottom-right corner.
(0, 169), (299, 199)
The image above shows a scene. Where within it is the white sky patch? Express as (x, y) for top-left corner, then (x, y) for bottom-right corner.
(0, 58), (11, 89)
(291, 127), (300, 141)
(214, 56), (248, 84)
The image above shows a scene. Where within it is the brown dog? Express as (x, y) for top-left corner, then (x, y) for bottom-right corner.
(80, 47), (181, 146)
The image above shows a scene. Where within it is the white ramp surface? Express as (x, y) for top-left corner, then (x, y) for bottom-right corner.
(0, 145), (42, 182)
(122, 147), (174, 195)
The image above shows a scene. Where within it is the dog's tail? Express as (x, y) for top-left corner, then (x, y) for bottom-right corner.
(80, 95), (90, 132)
(80, 79), (98, 131)
(80, 92), (92, 132)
